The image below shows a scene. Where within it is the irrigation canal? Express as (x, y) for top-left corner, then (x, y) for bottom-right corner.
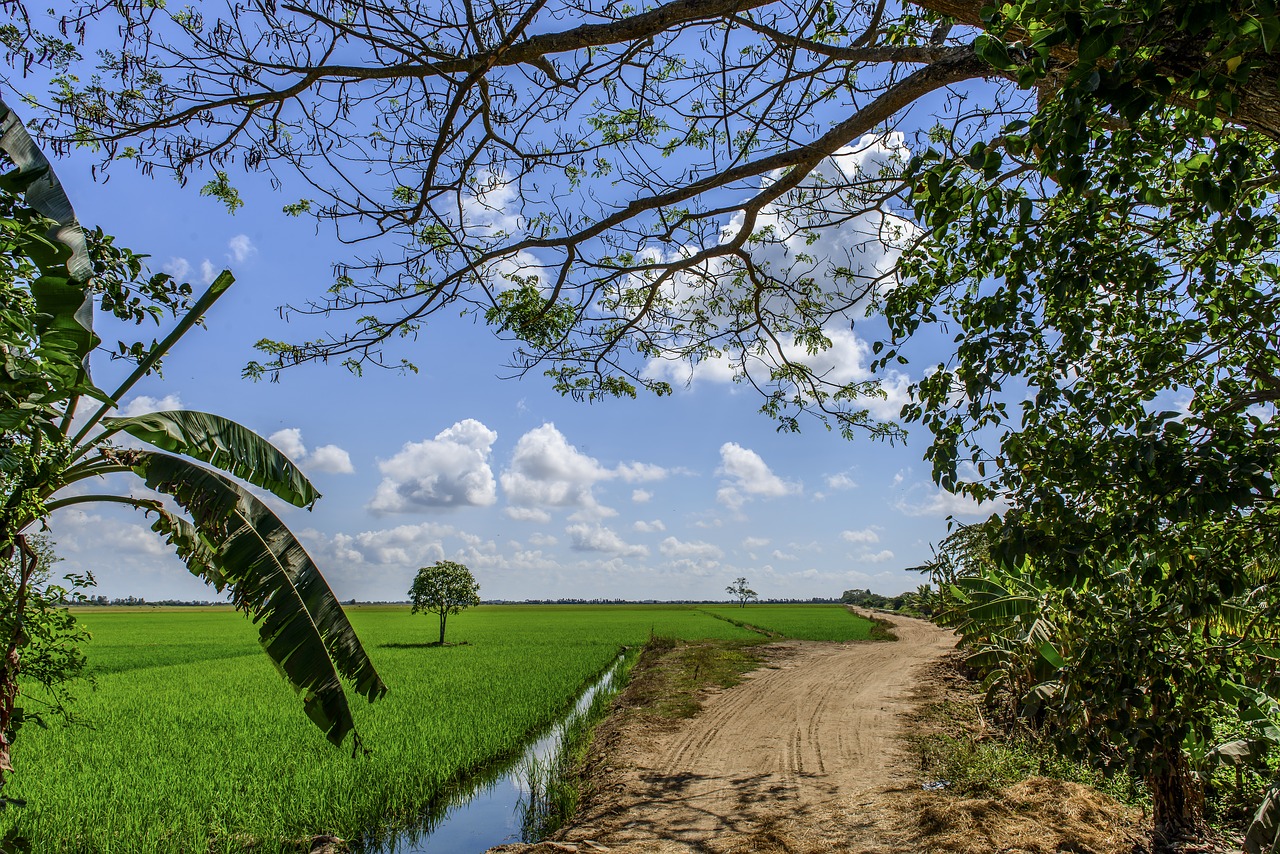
(367, 653), (628, 853)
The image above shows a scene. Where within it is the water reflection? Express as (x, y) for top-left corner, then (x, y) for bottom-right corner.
(365, 653), (627, 853)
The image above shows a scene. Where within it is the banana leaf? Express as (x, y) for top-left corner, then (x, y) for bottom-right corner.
(104, 410), (320, 508)
(138, 452), (386, 745)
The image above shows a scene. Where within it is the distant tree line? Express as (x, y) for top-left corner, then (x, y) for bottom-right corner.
(68, 596), (222, 606)
(840, 587), (939, 618)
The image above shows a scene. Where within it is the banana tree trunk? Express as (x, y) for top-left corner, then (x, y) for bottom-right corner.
(1149, 746), (1206, 845)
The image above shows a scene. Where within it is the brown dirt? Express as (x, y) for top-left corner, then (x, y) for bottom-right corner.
(490, 611), (1152, 854)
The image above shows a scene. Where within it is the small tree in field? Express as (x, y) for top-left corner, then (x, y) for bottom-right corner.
(409, 561), (481, 644)
(726, 577), (757, 609)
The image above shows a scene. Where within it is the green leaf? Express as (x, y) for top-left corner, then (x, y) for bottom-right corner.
(138, 452), (387, 745)
(0, 96), (97, 395)
(103, 410), (321, 508)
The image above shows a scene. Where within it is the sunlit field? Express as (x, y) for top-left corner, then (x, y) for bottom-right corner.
(1, 603), (874, 852)
(702, 603), (877, 641)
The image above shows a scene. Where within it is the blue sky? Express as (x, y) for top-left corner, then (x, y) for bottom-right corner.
(21, 108), (1006, 606)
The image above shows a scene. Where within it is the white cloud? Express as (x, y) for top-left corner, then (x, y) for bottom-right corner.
(268, 428), (355, 475)
(307, 444), (355, 475)
(162, 256), (218, 285)
(501, 423), (614, 518)
(859, 549), (896, 564)
(505, 506), (552, 523)
(895, 486), (1006, 519)
(659, 537), (724, 561)
(770, 549), (798, 561)
(369, 419), (498, 512)
(841, 527), (880, 545)
(633, 519), (666, 533)
(565, 523), (648, 557)
(163, 257), (191, 280)
(825, 472), (858, 491)
(324, 521), (456, 567)
(715, 442), (800, 511)
(632, 489), (653, 503)
(119, 394), (184, 417)
(268, 428), (307, 461)
(616, 462), (668, 482)
(742, 536), (770, 549)
(227, 234), (257, 262)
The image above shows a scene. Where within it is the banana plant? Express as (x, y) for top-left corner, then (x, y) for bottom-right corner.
(0, 96), (385, 785)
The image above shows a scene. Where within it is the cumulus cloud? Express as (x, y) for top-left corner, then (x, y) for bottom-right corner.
(715, 442), (800, 511)
(771, 549), (798, 561)
(895, 486), (1006, 519)
(841, 527), (880, 545)
(119, 394), (184, 417)
(742, 536), (770, 549)
(325, 521), (456, 566)
(659, 537), (724, 561)
(227, 234), (257, 262)
(616, 462), (669, 482)
(502, 423), (640, 521)
(163, 257), (191, 280)
(825, 472), (858, 491)
(268, 427), (307, 460)
(267, 428), (356, 475)
(369, 419), (498, 512)
(632, 489), (653, 503)
(200, 259), (217, 284)
(565, 523), (649, 557)
(308, 444), (355, 474)
(858, 549), (896, 564)
(633, 519), (666, 533)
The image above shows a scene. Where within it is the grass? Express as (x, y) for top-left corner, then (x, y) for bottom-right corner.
(907, 657), (1149, 810)
(2, 605), (758, 853)
(700, 603), (879, 641)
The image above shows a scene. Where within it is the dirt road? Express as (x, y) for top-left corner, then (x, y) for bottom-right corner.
(501, 612), (956, 853)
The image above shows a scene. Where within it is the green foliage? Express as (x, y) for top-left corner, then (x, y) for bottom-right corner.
(408, 560), (481, 644)
(0, 535), (90, 737)
(724, 576), (757, 608)
(929, 524), (1280, 838)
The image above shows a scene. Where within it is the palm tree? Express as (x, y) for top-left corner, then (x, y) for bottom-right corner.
(0, 97), (385, 785)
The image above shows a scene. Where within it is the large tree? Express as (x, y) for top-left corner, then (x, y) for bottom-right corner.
(8, 0), (1271, 435)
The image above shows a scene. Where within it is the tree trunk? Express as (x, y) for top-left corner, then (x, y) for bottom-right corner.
(0, 535), (36, 787)
(438, 611), (447, 645)
(1148, 747), (1207, 847)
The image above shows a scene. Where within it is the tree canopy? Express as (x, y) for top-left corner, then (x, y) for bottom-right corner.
(409, 560), (481, 644)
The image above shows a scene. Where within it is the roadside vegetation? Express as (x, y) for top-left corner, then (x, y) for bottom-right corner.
(919, 524), (1280, 850)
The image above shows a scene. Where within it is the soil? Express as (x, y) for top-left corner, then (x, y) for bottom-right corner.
(489, 611), (1155, 854)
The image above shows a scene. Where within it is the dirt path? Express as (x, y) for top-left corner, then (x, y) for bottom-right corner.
(498, 611), (956, 853)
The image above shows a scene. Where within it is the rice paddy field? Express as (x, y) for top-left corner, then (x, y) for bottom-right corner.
(701, 604), (879, 641)
(0, 603), (875, 853)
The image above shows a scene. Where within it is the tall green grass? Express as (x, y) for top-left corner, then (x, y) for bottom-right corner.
(1, 605), (758, 852)
(701, 603), (876, 641)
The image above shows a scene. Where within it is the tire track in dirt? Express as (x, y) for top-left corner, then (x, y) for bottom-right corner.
(530, 611), (956, 853)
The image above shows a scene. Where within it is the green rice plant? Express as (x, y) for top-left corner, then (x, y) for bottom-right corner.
(700, 604), (876, 641)
(0, 604), (755, 852)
